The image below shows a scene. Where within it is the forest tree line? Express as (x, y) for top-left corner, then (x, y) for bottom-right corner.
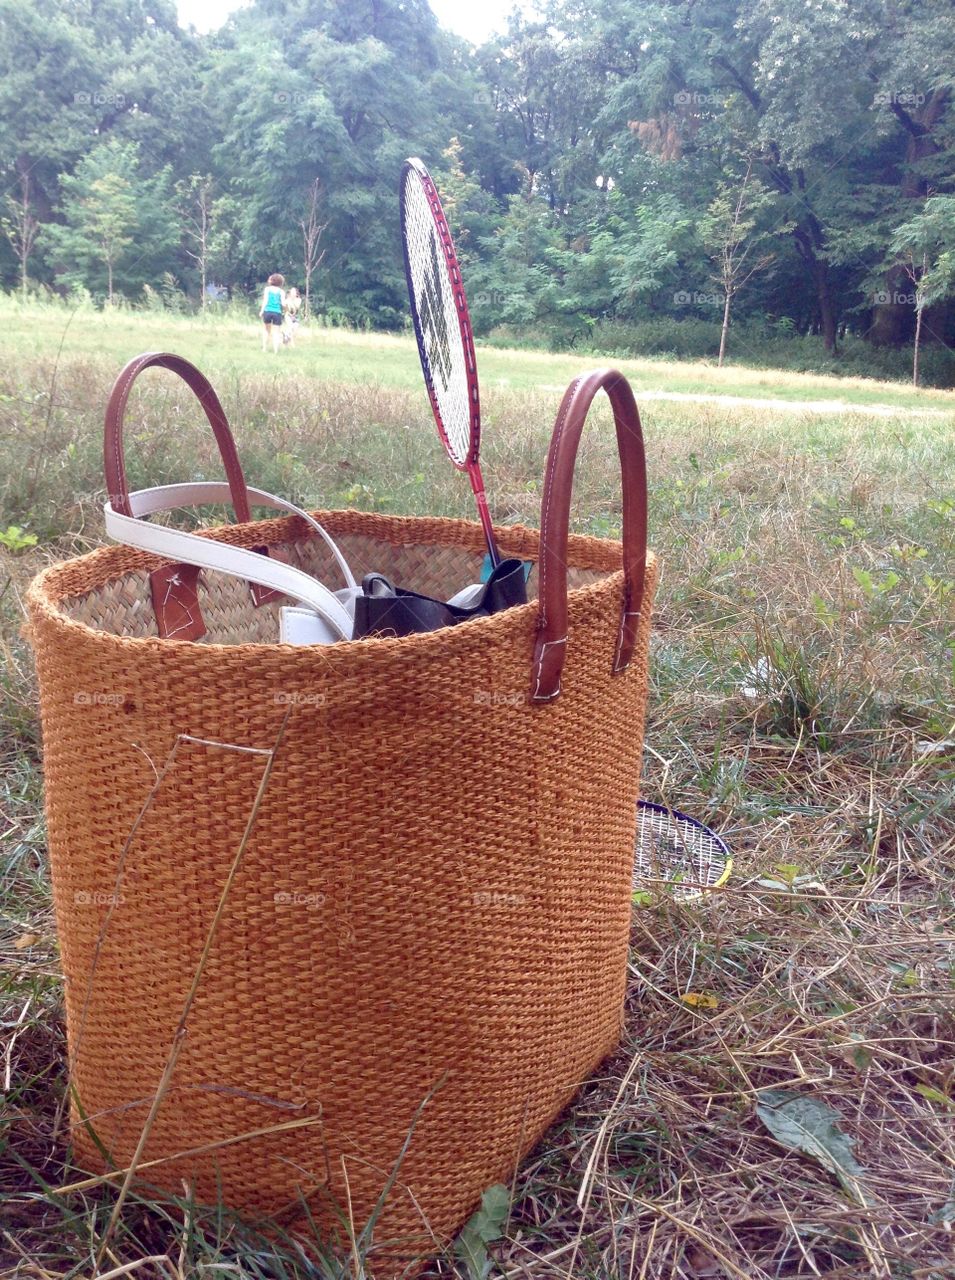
(2, 0), (954, 379)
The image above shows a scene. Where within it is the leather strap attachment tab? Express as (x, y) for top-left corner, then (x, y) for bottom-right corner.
(103, 352), (279, 639)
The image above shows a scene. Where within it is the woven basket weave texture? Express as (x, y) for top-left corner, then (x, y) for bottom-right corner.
(27, 506), (657, 1259)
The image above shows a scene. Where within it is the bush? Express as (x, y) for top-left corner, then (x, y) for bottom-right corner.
(481, 314), (955, 387)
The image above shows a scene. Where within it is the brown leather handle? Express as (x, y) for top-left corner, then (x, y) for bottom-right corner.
(530, 369), (647, 704)
(105, 352), (254, 521)
(104, 352), (278, 640)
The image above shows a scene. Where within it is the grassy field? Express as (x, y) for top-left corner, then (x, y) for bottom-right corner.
(4, 293), (955, 411)
(1, 308), (953, 1278)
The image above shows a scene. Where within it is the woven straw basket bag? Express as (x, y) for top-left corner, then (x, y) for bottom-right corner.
(27, 353), (657, 1266)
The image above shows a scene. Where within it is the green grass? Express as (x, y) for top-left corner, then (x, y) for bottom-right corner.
(1, 309), (953, 1277)
(4, 293), (955, 411)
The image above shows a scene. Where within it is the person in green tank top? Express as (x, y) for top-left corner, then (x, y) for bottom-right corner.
(259, 272), (286, 353)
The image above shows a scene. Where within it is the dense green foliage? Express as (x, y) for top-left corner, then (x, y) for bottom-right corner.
(2, 0), (954, 376)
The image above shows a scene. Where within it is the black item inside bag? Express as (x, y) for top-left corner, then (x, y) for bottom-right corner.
(352, 557), (529, 639)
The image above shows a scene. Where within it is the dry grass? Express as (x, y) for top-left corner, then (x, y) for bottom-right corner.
(1, 350), (953, 1278)
(485, 733), (954, 1280)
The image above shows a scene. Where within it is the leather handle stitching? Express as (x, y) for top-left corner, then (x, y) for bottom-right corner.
(538, 376), (581, 636)
(531, 635), (567, 701)
(533, 368), (646, 702)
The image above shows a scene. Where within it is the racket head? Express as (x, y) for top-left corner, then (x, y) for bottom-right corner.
(633, 800), (732, 903)
(399, 157), (480, 470)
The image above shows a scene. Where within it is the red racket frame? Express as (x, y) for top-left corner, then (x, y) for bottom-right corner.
(400, 157), (500, 566)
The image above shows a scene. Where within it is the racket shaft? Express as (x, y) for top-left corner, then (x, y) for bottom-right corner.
(467, 462), (500, 566)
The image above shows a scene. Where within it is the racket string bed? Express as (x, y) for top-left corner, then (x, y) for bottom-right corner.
(400, 168), (474, 465)
(401, 157), (515, 570)
(633, 801), (732, 901)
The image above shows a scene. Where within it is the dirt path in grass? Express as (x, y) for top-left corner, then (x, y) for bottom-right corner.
(537, 385), (952, 416)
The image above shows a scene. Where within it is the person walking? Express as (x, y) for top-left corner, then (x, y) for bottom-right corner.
(259, 273), (286, 353)
(284, 286), (302, 345)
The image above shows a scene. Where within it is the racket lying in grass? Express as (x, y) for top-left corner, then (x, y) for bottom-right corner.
(633, 801), (733, 903)
(400, 156), (500, 568)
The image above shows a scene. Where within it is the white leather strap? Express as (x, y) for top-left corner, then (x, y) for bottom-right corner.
(104, 483), (355, 641)
(280, 606), (338, 646)
(120, 482), (357, 589)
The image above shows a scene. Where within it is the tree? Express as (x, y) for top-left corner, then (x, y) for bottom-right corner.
(467, 174), (563, 334)
(431, 137), (500, 275)
(0, 0), (203, 293)
(299, 177), (328, 319)
(590, 192), (695, 322)
(0, 0), (109, 235)
(863, 2), (955, 346)
(58, 170), (136, 303)
(178, 173), (215, 308)
(206, 194), (245, 296)
(740, 0), (955, 350)
(205, 0), (443, 322)
(889, 197), (955, 385)
(553, 0), (954, 356)
(477, 16), (605, 213)
(1, 172), (40, 298)
(1, 0), (952, 369)
(700, 165), (782, 365)
(44, 140), (178, 301)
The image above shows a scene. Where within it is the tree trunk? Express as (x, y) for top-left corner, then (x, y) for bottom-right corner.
(718, 291), (731, 366)
(304, 266), (311, 321)
(812, 257), (838, 354)
(107, 258), (113, 305)
(20, 254), (27, 300)
(199, 193), (209, 311)
(913, 303), (923, 386)
(792, 223), (838, 354)
(872, 88), (950, 346)
(869, 264), (909, 347)
(762, 162), (838, 355)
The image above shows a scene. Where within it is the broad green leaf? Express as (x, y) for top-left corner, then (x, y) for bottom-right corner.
(454, 1183), (509, 1279)
(756, 1089), (869, 1206)
(455, 1222), (489, 1278)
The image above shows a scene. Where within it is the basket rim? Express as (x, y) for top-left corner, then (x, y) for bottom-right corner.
(27, 507), (655, 662)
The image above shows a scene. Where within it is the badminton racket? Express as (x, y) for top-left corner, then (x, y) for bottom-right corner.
(399, 156), (500, 567)
(634, 800), (732, 903)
